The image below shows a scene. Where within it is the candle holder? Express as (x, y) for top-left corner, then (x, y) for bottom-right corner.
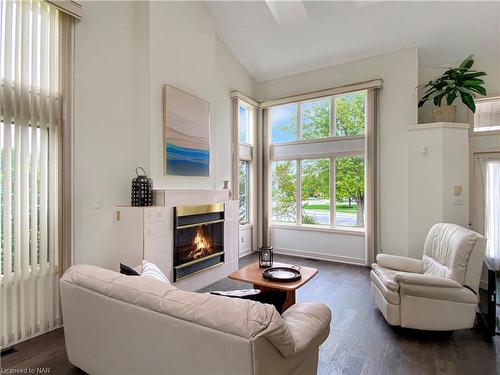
(258, 246), (273, 268)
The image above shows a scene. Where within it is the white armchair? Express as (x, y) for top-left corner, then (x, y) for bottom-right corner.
(371, 223), (486, 331)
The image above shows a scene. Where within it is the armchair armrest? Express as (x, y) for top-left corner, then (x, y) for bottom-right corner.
(375, 254), (424, 273)
(278, 302), (331, 357)
(394, 273), (462, 288)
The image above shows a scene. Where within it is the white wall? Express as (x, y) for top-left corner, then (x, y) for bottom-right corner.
(257, 48), (419, 259)
(74, 1), (256, 268)
(74, 1), (150, 268)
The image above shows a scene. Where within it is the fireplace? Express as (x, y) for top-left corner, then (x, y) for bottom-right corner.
(173, 204), (224, 281)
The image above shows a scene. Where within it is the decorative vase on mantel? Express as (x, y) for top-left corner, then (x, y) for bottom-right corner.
(432, 105), (457, 122)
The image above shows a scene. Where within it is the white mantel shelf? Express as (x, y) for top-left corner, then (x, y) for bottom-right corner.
(408, 122), (469, 131)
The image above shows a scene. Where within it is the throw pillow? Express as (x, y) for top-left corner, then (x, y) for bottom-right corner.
(120, 263), (140, 276)
(141, 260), (171, 285)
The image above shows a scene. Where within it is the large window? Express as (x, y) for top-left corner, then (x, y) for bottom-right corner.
(269, 91), (367, 230)
(1, 0), (67, 348)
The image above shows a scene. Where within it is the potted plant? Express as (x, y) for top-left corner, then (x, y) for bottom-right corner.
(418, 55), (487, 122)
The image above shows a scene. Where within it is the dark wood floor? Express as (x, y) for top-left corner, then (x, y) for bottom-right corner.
(2, 253), (498, 374)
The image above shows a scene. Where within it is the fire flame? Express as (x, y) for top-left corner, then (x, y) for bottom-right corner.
(188, 225), (211, 259)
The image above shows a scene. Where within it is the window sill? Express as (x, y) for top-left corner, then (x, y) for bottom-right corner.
(270, 223), (365, 236)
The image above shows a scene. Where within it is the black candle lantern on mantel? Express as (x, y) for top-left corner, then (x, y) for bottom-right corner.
(259, 246), (273, 268)
(131, 167), (153, 206)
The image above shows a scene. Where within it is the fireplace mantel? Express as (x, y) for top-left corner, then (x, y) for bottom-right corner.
(114, 189), (239, 291)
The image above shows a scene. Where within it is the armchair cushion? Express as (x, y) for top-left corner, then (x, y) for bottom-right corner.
(399, 283), (478, 304)
(376, 254), (424, 274)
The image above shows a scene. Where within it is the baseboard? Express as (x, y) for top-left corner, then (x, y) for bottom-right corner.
(239, 248), (253, 258)
(272, 247), (367, 266)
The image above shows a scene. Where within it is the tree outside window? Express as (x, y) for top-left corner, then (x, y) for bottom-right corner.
(239, 160), (249, 224)
(271, 160), (297, 223)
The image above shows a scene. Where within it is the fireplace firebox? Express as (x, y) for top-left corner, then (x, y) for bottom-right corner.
(173, 204), (224, 281)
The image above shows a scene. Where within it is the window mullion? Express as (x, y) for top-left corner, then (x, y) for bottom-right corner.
(331, 156), (336, 228)
(296, 103), (301, 141)
(330, 97), (336, 137)
(297, 159), (301, 225)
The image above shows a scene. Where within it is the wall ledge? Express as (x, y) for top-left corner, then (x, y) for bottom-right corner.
(409, 122), (469, 131)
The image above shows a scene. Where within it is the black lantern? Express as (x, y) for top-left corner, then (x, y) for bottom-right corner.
(259, 246), (273, 268)
(131, 167), (153, 206)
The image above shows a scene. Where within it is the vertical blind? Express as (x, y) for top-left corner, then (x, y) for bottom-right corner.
(1, 0), (61, 349)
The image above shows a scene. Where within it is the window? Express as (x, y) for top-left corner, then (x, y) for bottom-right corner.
(301, 99), (331, 140)
(268, 90), (367, 230)
(1, 0), (69, 347)
(239, 161), (249, 224)
(335, 156), (365, 227)
(239, 104), (250, 143)
(271, 103), (297, 143)
(335, 92), (366, 136)
(271, 160), (297, 223)
(270, 92), (366, 143)
(301, 159), (330, 225)
(474, 97), (500, 133)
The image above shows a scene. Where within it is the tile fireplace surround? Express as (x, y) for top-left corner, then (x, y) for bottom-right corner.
(115, 189), (239, 291)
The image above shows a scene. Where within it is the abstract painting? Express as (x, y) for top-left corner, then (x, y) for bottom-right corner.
(163, 85), (210, 176)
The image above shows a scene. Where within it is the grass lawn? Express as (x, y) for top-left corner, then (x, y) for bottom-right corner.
(303, 202), (357, 213)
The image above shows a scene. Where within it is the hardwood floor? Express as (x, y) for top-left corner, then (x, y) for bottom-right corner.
(2, 253), (498, 374)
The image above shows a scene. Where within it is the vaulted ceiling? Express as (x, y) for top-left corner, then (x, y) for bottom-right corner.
(207, 1), (500, 82)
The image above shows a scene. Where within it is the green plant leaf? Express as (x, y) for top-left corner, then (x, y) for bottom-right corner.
(460, 92), (476, 113)
(463, 72), (487, 79)
(446, 90), (457, 105)
(456, 86), (477, 97)
(459, 54), (474, 70)
(433, 91), (446, 106)
(463, 79), (485, 86)
(469, 85), (487, 96)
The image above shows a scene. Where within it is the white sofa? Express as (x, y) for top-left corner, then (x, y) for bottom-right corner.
(371, 223), (486, 331)
(60, 265), (331, 375)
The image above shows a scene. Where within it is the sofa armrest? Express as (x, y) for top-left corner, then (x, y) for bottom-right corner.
(278, 302), (331, 357)
(394, 273), (462, 288)
(375, 254), (424, 273)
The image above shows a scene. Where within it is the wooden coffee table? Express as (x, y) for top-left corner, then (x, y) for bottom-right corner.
(229, 262), (318, 311)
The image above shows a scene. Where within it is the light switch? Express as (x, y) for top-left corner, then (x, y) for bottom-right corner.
(452, 197), (464, 206)
(94, 196), (102, 209)
(453, 185), (463, 196)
